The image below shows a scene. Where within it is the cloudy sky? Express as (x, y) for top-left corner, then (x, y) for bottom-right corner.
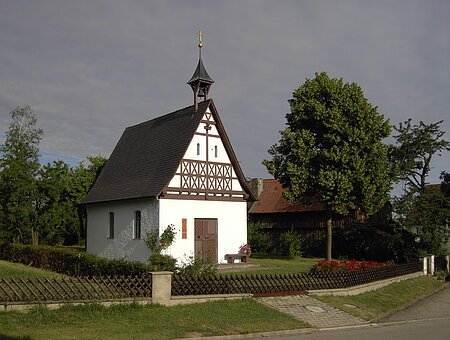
(1, 0), (449, 185)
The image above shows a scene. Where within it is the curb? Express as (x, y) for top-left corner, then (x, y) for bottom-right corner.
(179, 323), (381, 340)
(370, 280), (448, 323)
(179, 327), (316, 340)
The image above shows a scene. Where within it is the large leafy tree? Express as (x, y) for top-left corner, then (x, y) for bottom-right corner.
(0, 106), (43, 243)
(264, 72), (392, 260)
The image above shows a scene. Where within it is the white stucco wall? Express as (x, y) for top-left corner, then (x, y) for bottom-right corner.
(86, 198), (159, 263)
(159, 198), (247, 264)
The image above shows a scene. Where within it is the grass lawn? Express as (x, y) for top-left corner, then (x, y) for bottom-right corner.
(221, 254), (321, 275)
(314, 276), (444, 321)
(0, 299), (308, 339)
(0, 260), (60, 278)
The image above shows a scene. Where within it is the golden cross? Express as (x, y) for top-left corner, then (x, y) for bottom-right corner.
(198, 31), (203, 48)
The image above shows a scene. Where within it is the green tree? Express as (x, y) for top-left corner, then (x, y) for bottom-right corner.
(35, 156), (106, 246)
(36, 160), (77, 245)
(391, 121), (450, 255)
(390, 120), (450, 191)
(0, 106), (43, 243)
(394, 186), (448, 255)
(69, 156), (107, 241)
(441, 171), (450, 197)
(263, 72), (392, 260)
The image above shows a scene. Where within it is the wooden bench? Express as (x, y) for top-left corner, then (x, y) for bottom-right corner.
(225, 253), (250, 264)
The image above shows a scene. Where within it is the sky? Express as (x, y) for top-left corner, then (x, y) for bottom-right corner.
(1, 0), (449, 186)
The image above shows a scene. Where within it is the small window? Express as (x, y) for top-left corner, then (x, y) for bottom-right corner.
(108, 212), (114, 239)
(182, 218), (187, 239)
(197, 143), (200, 155)
(214, 145), (218, 158)
(134, 210), (141, 239)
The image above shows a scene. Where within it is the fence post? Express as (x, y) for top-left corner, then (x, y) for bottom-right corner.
(151, 272), (173, 306)
(428, 255), (435, 276)
(419, 256), (428, 275)
(446, 255), (450, 273)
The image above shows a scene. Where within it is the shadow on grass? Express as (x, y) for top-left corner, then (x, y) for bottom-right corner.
(0, 335), (32, 340)
(250, 253), (291, 260)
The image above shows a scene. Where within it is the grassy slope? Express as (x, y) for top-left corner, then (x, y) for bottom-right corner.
(0, 260), (60, 278)
(0, 299), (308, 339)
(314, 276), (443, 320)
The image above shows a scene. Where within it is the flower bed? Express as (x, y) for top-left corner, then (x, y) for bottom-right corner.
(312, 259), (395, 273)
(239, 244), (252, 256)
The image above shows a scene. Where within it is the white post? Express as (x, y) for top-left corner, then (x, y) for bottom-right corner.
(446, 255), (450, 273)
(419, 256), (428, 275)
(151, 272), (173, 306)
(428, 255), (435, 276)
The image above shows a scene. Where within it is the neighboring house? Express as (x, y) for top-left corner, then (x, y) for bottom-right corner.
(248, 178), (364, 251)
(82, 39), (256, 264)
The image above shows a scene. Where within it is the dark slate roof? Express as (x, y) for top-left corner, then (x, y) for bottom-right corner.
(82, 99), (256, 204)
(82, 101), (210, 204)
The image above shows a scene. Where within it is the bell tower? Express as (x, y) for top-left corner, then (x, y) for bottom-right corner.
(188, 31), (214, 111)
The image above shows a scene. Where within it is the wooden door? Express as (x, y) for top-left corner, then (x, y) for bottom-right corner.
(194, 218), (218, 263)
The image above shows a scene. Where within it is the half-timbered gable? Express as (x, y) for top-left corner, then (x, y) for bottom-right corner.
(164, 103), (246, 201)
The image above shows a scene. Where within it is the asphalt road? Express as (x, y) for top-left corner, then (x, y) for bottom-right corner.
(247, 287), (450, 340)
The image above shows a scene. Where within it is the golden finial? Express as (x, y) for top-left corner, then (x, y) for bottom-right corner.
(198, 31), (203, 48)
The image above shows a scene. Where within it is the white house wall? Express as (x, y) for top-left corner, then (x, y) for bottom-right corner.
(159, 198), (247, 264)
(86, 198), (159, 263)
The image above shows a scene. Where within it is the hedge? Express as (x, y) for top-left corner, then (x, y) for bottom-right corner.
(0, 243), (152, 277)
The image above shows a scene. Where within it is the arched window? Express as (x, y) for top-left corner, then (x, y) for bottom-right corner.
(197, 143), (200, 155)
(134, 210), (141, 239)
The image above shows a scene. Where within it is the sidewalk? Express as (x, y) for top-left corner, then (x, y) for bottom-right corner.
(257, 295), (366, 329)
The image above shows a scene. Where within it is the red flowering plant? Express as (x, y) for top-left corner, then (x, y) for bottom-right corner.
(238, 244), (252, 255)
(311, 259), (395, 273)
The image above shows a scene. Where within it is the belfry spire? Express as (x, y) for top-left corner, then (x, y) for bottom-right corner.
(188, 31), (214, 111)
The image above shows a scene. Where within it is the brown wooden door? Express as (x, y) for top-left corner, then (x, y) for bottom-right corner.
(194, 218), (218, 263)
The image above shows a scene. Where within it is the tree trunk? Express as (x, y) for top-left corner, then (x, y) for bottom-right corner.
(326, 217), (332, 261)
(31, 227), (39, 245)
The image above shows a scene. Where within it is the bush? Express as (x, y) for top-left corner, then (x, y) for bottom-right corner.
(248, 222), (270, 253)
(0, 243), (151, 276)
(332, 222), (419, 263)
(178, 257), (217, 276)
(148, 253), (177, 272)
(280, 229), (302, 258)
(145, 224), (177, 255)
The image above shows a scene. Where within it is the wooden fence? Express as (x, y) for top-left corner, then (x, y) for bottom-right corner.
(0, 276), (152, 304)
(0, 262), (424, 305)
(171, 262), (422, 296)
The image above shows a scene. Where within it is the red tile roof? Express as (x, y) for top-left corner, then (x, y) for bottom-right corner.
(248, 179), (327, 214)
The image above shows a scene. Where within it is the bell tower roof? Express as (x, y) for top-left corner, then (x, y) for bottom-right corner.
(187, 58), (214, 85)
(188, 31), (214, 111)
